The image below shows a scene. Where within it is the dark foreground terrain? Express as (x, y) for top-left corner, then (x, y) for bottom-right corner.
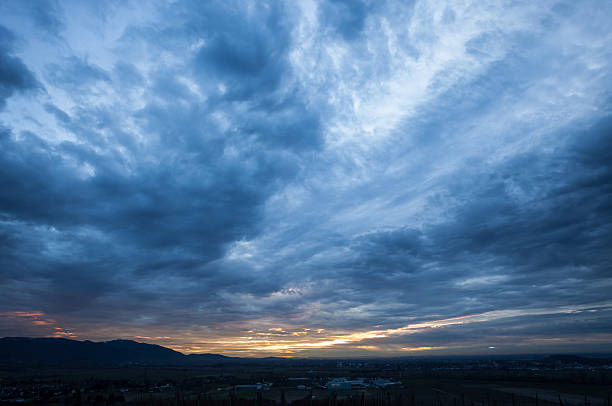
(1, 338), (611, 406)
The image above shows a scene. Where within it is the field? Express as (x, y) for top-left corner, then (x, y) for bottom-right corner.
(1, 356), (611, 405)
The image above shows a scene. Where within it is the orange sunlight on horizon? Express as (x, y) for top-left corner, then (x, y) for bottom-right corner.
(4, 301), (612, 357)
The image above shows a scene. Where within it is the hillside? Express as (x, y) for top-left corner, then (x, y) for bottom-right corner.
(0, 337), (232, 366)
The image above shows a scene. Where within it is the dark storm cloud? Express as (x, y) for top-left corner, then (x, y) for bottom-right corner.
(189, 3), (323, 151)
(194, 13), (286, 99)
(0, 0), (323, 332)
(0, 0), (611, 354)
(0, 26), (39, 110)
(309, 115), (612, 332)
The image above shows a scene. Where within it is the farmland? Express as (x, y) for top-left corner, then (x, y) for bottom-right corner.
(1, 354), (611, 405)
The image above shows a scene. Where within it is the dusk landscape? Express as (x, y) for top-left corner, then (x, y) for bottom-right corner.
(0, 0), (611, 404)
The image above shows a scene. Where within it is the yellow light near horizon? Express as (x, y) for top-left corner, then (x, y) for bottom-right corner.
(401, 346), (437, 352)
(15, 301), (612, 357)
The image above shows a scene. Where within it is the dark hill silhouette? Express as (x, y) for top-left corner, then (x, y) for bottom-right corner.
(0, 337), (233, 366)
(188, 352), (233, 361)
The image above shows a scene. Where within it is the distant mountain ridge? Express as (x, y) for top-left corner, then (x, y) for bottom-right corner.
(3, 337), (610, 367)
(0, 337), (232, 366)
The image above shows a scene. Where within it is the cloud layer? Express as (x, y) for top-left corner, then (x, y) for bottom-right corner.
(0, 0), (611, 356)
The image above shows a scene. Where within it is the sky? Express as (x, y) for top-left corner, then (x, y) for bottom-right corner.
(0, 0), (611, 358)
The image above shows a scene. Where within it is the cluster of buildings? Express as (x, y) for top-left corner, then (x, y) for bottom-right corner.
(230, 377), (402, 393)
(327, 378), (401, 391)
(234, 383), (273, 391)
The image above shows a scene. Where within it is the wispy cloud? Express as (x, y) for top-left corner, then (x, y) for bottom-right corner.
(0, 0), (611, 356)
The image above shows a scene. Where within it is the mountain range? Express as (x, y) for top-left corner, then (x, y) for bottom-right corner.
(0, 337), (233, 366)
(2, 337), (610, 367)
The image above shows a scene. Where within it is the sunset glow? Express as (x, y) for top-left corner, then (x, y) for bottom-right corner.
(1, 0), (611, 357)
